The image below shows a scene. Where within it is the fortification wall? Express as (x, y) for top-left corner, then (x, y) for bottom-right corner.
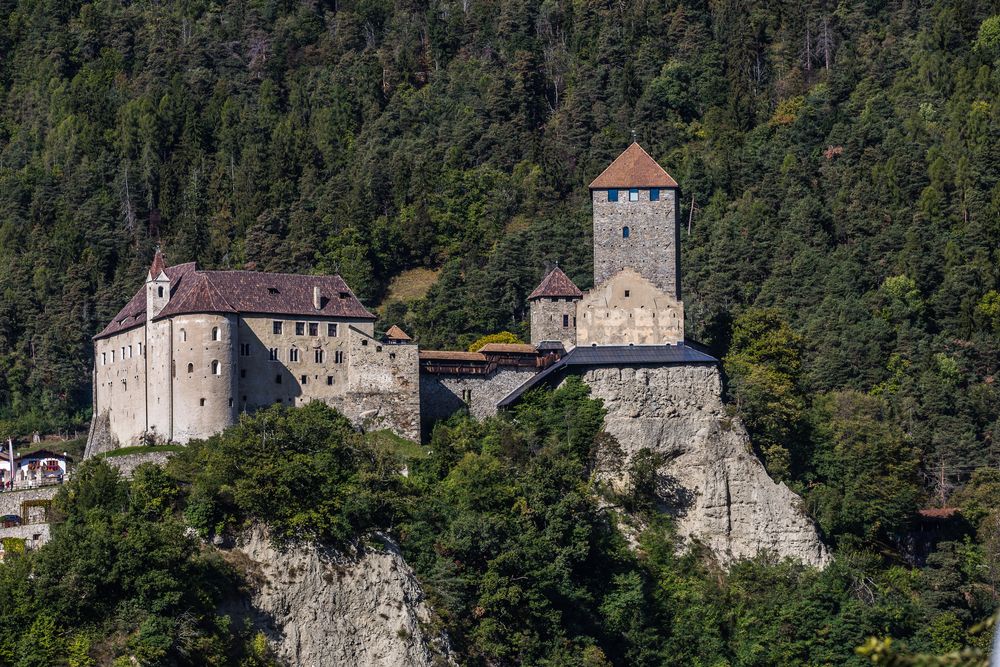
(170, 314), (238, 443)
(94, 326), (148, 446)
(577, 269), (684, 346)
(592, 187), (678, 297)
(420, 367), (538, 435)
(530, 297), (578, 348)
(0, 487), (59, 518)
(327, 329), (420, 441)
(0, 524), (50, 550)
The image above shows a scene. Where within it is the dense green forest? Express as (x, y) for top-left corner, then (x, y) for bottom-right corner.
(0, 0), (999, 663)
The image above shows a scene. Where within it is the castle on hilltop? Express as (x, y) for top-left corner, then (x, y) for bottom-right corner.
(88, 143), (714, 452)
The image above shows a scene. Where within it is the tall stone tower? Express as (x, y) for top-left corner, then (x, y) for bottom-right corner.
(146, 249), (173, 441)
(528, 267), (582, 349)
(589, 143), (681, 299)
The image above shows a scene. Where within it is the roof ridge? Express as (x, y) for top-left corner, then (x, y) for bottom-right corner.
(198, 273), (238, 312)
(589, 142), (678, 189)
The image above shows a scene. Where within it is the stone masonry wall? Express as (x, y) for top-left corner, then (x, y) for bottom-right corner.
(580, 364), (829, 567)
(592, 187), (679, 298)
(420, 367), (538, 436)
(530, 297), (578, 348)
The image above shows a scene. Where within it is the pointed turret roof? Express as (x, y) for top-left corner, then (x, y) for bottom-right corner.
(589, 142), (678, 189)
(385, 325), (411, 341)
(528, 267), (583, 300)
(149, 248), (167, 279)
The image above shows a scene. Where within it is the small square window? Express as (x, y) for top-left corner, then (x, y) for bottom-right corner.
(327, 376), (333, 386)
(607, 189), (618, 202)
(629, 188), (639, 201)
(308, 322), (318, 336)
(295, 322), (305, 335)
(300, 375), (308, 385)
(199, 398), (206, 406)
(273, 321), (283, 334)
(327, 323), (338, 337)
(624, 290), (630, 298)
(650, 188), (660, 201)
(361, 339), (368, 347)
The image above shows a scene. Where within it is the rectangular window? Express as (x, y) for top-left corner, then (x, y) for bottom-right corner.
(335, 351), (344, 364)
(315, 349), (325, 364)
(607, 189), (618, 202)
(275, 374), (282, 384)
(327, 323), (338, 337)
(101, 352), (106, 365)
(111, 351), (116, 362)
(326, 376), (334, 386)
(308, 322), (318, 336)
(563, 314), (569, 327)
(624, 290), (630, 298)
(295, 322), (305, 335)
(289, 348), (299, 363)
(461, 389), (472, 403)
(137, 343), (142, 356)
(269, 348), (279, 361)
(240, 369), (246, 378)
(240, 343), (251, 356)
(629, 188), (639, 201)
(300, 375), (308, 385)
(650, 188), (660, 201)
(273, 321), (283, 335)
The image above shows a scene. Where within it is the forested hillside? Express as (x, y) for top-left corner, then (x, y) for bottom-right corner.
(0, 0), (999, 661)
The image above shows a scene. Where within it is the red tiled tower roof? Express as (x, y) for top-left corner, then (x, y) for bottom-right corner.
(528, 267), (583, 300)
(385, 325), (411, 341)
(589, 142), (678, 189)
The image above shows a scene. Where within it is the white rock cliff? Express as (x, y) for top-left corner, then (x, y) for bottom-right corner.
(227, 527), (452, 667)
(582, 364), (830, 568)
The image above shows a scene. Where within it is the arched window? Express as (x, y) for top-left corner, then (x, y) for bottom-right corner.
(622, 226), (630, 238)
(211, 360), (221, 375)
(180, 328), (186, 342)
(187, 363), (194, 373)
(157, 286), (164, 298)
(211, 327), (221, 341)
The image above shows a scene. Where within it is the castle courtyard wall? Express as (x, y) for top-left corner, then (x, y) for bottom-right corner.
(420, 367), (538, 436)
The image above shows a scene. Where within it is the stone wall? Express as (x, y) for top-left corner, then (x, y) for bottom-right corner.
(530, 296), (578, 348)
(0, 487), (59, 518)
(420, 367), (539, 435)
(102, 451), (175, 476)
(94, 325), (148, 446)
(170, 313), (239, 443)
(592, 187), (679, 298)
(0, 523), (50, 551)
(580, 364), (829, 567)
(576, 269), (684, 346)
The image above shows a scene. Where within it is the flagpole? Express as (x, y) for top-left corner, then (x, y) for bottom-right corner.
(7, 438), (14, 490)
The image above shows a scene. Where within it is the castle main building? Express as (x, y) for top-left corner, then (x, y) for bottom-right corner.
(91, 143), (700, 451)
(91, 255), (419, 448)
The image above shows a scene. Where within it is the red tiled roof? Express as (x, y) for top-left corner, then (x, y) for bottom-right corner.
(528, 267), (583, 300)
(95, 262), (374, 340)
(479, 343), (537, 354)
(589, 142), (678, 189)
(385, 325), (411, 341)
(94, 262), (197, 339)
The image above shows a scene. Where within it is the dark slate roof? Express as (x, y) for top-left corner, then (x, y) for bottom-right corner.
(95, 262), (197, 339)
(496, 343), (718, 408)
(589, 142), (679, 189)
(528, 267), (583, 300)
(95, 262), (374, 340)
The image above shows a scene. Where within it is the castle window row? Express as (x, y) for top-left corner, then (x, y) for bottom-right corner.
(101, 343), (144, 365)
(287, 321), (338, 337)
(606, 188), (660, 202)
(260, 348), (342, 364)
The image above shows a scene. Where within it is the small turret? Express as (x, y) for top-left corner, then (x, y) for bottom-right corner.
(146, 248), (170, 321)
(528, 266), (582, 349)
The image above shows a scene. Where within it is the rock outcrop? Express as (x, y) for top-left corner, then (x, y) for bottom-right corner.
(226, 527), (452, 667)
(582, 364), (830, 568)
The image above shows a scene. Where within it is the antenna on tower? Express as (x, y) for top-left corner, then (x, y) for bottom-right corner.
(630, 128), (638, 143)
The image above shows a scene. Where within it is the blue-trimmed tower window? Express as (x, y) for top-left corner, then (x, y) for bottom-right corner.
(650, 188), (660, 201)
(629, 188), (639, 201)
(622, 226), (630, 238)
(607, 189), (618, 202)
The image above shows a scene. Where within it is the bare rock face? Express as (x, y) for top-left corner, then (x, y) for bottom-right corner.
(230, 527), (452, 667)
(581, 364), (830, 568)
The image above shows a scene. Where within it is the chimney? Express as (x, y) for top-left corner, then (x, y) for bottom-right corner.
(313, 286), (322, 310)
